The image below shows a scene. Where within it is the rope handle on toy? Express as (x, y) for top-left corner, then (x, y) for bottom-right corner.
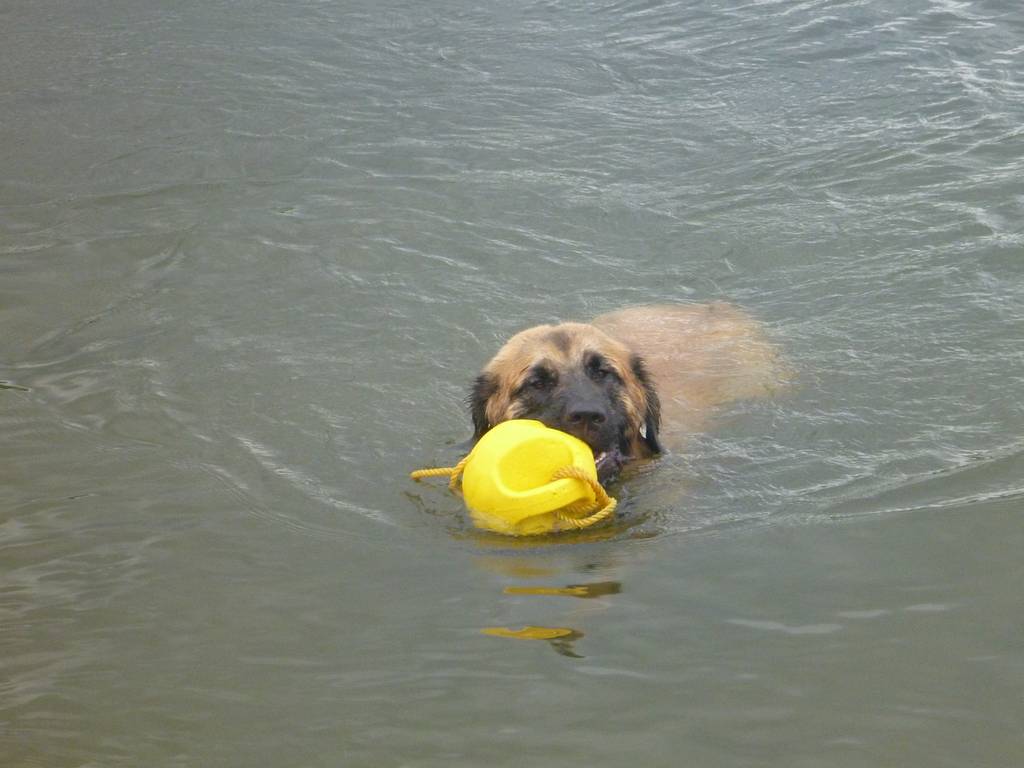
(409, 462), (616, 531)
(409, 455), (471, 492)
(548, 466), (618, 529)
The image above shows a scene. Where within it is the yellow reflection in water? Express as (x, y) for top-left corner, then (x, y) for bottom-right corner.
(503, 581), (621, 599)
(481, 625), (585, 658)
(481, 625), (577, 640)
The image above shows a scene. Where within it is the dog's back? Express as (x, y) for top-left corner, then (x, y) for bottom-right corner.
(593, 303), (788, 447)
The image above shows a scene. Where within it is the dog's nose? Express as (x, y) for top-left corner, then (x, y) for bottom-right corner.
(566, 405), (607, 427)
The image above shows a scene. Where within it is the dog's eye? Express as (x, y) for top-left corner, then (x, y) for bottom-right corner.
(586, 355), (617, 383)
(524, 367), (556, 391)
(527, 374), (553, 390)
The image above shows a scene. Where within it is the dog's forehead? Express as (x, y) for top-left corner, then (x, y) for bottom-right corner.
(529, 324), (601, 355)
(492, 322), (626, 372)
(535, 326), (592, 359)
(543, 327), (575, 355)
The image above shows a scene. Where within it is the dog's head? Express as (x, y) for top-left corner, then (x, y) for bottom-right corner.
(469, 322), (661, 479)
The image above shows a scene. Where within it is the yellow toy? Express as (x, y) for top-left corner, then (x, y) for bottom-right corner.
(411, 419), (617, 536)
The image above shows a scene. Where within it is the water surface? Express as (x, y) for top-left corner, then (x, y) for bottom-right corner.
(2, 0), (1023, 765)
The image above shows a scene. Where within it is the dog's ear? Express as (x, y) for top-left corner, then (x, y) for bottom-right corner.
(468, 372), (498, 442)
(630, 355), (662, 454)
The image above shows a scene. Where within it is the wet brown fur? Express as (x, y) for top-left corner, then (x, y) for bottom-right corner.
(471, 302), (785, 459)
(471, 322), (660, 459)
